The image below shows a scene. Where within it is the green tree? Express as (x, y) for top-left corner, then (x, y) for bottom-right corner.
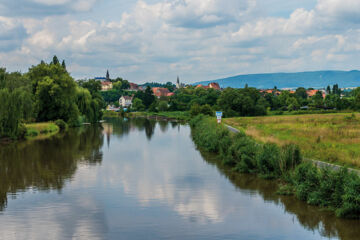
(52, 55), (59, 65)
(113, 81), (123, 91)
(28, 61), (80, 124)
(326, 85), (331, 94)
(311, 91), (324, 108)
(132, 98), (145, 111)
(200, 104), (213, 116)
(190, 104), (201, 117)
(158, 101), (168, 111)
(287, 97), (300, 111)
(295, 87), (307, 99)
(121, 80), (130, 90)
(0, 88), (30, 139)
(165, 82), (175, 92)
(135, 86), (155, 109)
(61, 60), (66, 69)
(77, 79), (104, 122)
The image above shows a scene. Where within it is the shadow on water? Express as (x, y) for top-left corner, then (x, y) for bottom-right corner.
(103, 117), (181, 142)
(198, 150), (360, 240)
(0, 125), (104, 211)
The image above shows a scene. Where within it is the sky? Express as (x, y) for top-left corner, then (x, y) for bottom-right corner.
(0, 0), (360, 83)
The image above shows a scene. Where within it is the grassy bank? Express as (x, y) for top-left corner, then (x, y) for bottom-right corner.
(127, 111), (190, 121)
(24, 122), (59, 140)
(190, 115), (360, 219)
(224, 113), (360, 168)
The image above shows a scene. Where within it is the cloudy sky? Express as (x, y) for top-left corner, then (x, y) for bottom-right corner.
(0, 0), (359, 83)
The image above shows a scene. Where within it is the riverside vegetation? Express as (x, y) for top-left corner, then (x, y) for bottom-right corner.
(0, 56), (104, 140)
(190, 115), (360, 219)
(224, 113), (360, 168)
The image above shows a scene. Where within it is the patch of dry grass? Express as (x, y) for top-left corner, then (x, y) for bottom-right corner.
(224, 113), (360, 168)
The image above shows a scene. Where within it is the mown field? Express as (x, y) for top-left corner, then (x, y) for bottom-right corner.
(224, 113), (360, 168)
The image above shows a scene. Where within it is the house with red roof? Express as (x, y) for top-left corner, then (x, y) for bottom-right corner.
(101, 81), (113, 91)
(208, 82), (221, 90)
(129, 83), (140, 91)
(195, 83), (221, 90)
(306, 90), (326, 98)
(152, 87), (171, 98)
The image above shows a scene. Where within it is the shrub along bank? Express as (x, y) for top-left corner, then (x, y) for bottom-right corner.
(190, 115), (360, 219)
(24, 122), (60, 139)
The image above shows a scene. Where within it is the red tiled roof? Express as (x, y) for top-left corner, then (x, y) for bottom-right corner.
(306, 90), (326, 98)
(152, 87), (170, 97)
(101, 81), (112, 86)
(208, 82), (220, 90)
(129, 83), (139, 90)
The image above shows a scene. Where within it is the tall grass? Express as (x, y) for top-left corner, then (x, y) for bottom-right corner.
(190, 115), (360, 219)
(224, 113), (360, 167)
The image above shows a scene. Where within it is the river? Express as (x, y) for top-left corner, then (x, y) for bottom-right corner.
(0, 118), (359, 240)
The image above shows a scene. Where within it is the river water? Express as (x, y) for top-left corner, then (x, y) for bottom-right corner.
(0, 118), (359, 240)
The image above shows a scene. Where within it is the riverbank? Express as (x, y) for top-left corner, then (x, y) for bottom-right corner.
(130, 111), (190, 121)
(103, 110), (190, 121)
(223, 113), (360, 168)
(190, 115), (360, 219)
(24, 122), (60, 140)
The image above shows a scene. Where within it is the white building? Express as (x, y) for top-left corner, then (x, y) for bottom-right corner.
(119, 96), (133, 108)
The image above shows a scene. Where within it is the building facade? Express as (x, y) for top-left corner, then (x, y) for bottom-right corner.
(119, 96), (133, 107)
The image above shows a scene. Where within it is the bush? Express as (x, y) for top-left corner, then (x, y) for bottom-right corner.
(190, 115), (360, 219)
(257, 143), (281, 178)
(279, 144), (301, 174)
(55, 119), (68, 131)
(200, 104), (213, 116)
(17, 124), (27, 139)
(228, 133), (259, 172)
(336, 173), (360, 218)
(307, 167), (347, 207)
(190, 115), (230, 153)
(26, 128), (39, 137)
(292, 163), (319, 201)
(190, 104), (201, 117)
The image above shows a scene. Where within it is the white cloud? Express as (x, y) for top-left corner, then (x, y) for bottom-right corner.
(0, 0), (360, 82)
(316, 0), (360, 23)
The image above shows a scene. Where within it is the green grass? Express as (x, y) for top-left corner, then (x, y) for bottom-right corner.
(103, 110), (121, 118)
(224, 113), (360, 168)
(25, 122), (59, 140)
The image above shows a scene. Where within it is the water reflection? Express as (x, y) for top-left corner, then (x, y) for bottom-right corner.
(0, 126), (104, 211)
(200, 151), (360, 240)
(0, 119), (358, 240)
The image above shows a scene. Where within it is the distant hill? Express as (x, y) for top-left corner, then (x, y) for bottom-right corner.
(194, 70), (360, 89)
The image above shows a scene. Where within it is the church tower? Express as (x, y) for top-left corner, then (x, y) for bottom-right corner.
(176, 76), (180, 89)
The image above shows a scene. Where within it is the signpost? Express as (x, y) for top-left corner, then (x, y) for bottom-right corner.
(216, 111), (223, 124)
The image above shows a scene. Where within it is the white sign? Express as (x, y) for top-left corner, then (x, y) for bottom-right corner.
(216, 111), (222, 124)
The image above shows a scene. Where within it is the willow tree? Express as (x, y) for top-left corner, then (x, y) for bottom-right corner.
(27, 61), (79, 125)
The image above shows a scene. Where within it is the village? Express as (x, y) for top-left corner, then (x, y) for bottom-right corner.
(98, 71), (345, 112)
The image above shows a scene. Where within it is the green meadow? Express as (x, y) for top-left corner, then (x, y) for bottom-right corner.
(224, 113), (360, 168)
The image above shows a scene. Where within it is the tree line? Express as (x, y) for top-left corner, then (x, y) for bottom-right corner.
(0, 56), (104, 139)
(130, 84), (360, 117)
